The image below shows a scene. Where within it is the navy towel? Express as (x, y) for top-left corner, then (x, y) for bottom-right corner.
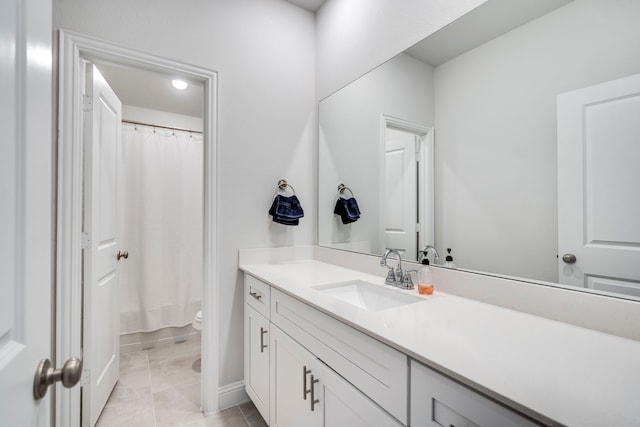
(334, 197), (361, 224)
(269, 194), (304, 226)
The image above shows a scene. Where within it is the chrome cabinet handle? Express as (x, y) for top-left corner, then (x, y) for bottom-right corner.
(310, 374), (319, 411)
(34, 357), (83, 400)
(260, 327), (267, 352)
(117, 250), (129, 260)
(249, 291), (262, 301)
(303, 366), (311, 400)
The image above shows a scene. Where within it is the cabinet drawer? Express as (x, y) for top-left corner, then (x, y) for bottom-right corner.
(410, 360), (540, 427)
(271, 288), (408, 425)
(245, 274), (270, 318)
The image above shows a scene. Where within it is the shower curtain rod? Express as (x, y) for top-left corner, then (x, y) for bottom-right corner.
(122, 119), (203, 134)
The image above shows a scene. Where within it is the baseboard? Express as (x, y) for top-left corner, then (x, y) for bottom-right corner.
(218, 380), (249, 410)
(120, 326), (198, 354)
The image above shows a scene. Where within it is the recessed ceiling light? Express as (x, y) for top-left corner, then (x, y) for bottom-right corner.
(172, 79), (188, 90)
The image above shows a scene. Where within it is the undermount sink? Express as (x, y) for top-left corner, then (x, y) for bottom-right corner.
(313, 280), (422, 312)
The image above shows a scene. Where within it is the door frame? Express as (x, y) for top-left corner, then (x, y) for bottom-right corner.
(379, 115), (434, 260)
(56, 30), (219, 426)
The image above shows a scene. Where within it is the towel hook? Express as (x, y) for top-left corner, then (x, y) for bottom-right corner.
(276, 179), (296, 195)
(337, 183), (354, 197)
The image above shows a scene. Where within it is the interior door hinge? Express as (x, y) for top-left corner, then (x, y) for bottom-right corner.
(415, 223), (421, 232)
(83, 94), (93, 112)
(81, 232), (91, 250)
(80, 369), (90, 387)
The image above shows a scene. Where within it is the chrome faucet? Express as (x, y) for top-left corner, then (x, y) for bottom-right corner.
(380, 249), (414, 290)
(418, 245), (439, 264)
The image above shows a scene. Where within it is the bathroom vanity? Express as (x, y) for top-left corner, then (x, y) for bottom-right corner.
(239, 246), (640, 427)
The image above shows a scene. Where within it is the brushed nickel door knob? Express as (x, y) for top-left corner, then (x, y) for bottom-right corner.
(562, 253), (577, 264)
(33, 357), (83, 400)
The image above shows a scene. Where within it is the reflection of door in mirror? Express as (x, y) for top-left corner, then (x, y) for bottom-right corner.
(558, 73), (640, 298)
(384, 127), (418, 259)
(381, 118), (434, 262)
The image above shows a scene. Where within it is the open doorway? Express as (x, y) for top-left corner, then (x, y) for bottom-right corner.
(86, 60), (204, 426)
(56, 31), (219, 427)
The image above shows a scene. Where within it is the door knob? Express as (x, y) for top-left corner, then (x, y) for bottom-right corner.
(33, 357), (83, 400)
(562, 253), (577, 264)
(117, 250), (129, 260)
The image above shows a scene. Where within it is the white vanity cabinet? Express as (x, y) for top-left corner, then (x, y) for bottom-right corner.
(244, 275), (271, 422)
(270, 287), (409, 424)
(244, 273), (407, 427)
(270, 325), (403, 427)
(410, 360), (540, 427)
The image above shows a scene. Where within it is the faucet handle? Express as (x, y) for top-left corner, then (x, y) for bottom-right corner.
(401, 270), (417, 290)
(384, 269), (396, 285)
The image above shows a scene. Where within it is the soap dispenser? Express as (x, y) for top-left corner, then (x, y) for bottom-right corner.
(443, 248), (456, 269)
(417, 257), (435, 295)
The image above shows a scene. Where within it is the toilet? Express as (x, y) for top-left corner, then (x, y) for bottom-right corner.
(192, 310), (202, 331)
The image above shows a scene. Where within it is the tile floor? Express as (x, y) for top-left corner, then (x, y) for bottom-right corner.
(96, 335), (267, 427)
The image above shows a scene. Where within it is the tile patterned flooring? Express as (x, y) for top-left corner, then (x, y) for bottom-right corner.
(96, 336), (267, 427)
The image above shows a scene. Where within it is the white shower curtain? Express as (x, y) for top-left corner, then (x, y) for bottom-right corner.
(118, 123), (203, 334)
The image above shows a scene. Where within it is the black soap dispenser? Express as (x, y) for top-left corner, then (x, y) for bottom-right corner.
(443, 248), (456, 269)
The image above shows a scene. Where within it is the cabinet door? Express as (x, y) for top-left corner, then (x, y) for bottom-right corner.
(245, 304), (270, 422)
(314, 359), (404, 427)
(270, 326), (322, 427)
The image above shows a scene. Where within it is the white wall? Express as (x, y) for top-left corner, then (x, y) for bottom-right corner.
(315, 0), (487, 99)
(54, 0), (316, 388)
(318, 53), (433, 254)
(434, 0), (640, 282)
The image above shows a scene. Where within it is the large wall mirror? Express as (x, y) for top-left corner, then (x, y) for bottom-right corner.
(318, 0), (640, 300)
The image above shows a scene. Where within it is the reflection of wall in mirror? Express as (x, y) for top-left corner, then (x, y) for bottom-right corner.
(433, 0), (640, 282)
(318, 53), (434, 256)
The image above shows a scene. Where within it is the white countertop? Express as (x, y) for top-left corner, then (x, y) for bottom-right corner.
(239, 259), (640, 427)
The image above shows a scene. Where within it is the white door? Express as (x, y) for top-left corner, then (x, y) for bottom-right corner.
(270, 326), (321, 427)
(82, 64), (122, 426)
(0, 0), (54, 425)
(384, 127), (419, 260)
(245, 305), (270, 422)
(558, 73), (640, 295)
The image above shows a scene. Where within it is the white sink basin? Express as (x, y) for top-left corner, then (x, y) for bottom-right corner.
(313, 280), (422, 312)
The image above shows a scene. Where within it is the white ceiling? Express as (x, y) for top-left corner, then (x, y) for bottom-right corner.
(286, 0), (326, 12)
(94, 61), (204, 118)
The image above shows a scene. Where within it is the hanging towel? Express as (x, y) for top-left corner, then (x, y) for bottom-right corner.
(269, 194), (304, 226)
(334, 197), (361, 224)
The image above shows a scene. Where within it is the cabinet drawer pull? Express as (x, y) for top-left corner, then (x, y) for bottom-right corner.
(260, 327), (267, 352)
(310, 374), (320, 411)
(303, 366), (311, 400)
(249, 291), (262, 301)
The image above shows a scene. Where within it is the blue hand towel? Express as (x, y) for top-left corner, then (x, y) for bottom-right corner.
(334, 197), (361, 224)
(269, 194), (304, 226)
